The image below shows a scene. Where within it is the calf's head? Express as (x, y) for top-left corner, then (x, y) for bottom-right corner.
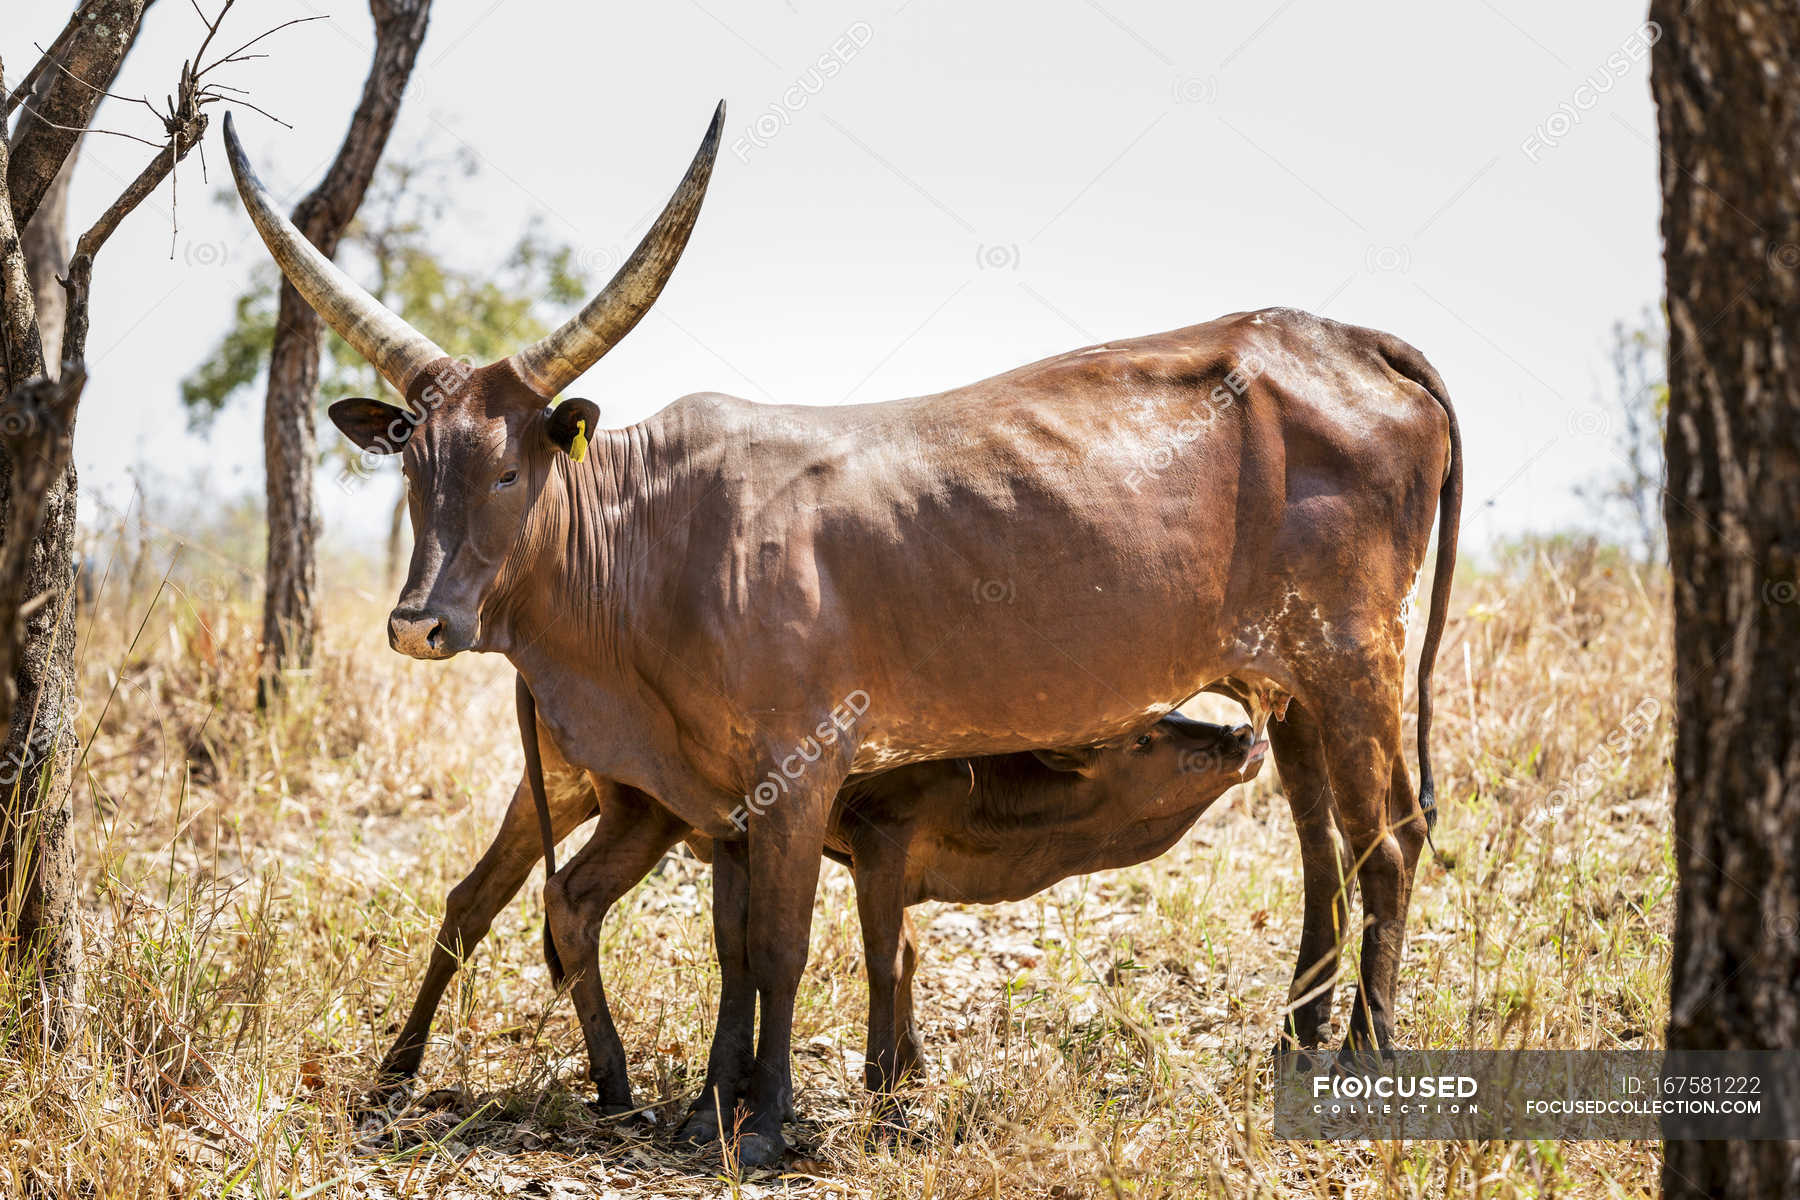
(1037, 712), (1268, 809)
(221, 106), (724, 659)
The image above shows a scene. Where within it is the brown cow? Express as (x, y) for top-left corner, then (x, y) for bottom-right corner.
(225, 99), (1460, 1166)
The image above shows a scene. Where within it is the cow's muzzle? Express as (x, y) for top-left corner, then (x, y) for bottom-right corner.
(388, 609), (463, 660)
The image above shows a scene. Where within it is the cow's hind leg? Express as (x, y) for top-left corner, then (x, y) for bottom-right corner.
(545, 787), (690, 1112)
(372, 755), (598, 1095)
(1302, 653), (1417, 1064)
(1341, 752), (1428, 1058)
(1269, 700), (1355, 1066)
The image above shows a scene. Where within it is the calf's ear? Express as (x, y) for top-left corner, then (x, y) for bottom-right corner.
(1032, 746), (1101, 774)
(546, 398), (601, 463)
(328, 397), (412, 454)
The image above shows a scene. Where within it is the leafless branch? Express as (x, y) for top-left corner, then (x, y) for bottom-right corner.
(33, 39), (165, 121)
(198, 15), (326, 80)
(10, 103), (167, 149)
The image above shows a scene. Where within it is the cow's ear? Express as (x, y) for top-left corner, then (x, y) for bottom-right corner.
(1032, 745), (1101, 774)
(329, 397), (411, 454)
(545, 398), (601, 463)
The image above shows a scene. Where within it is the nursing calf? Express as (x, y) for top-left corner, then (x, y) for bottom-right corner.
(374, 709), (1266, 1119)
(683, 710), (1268, 1111)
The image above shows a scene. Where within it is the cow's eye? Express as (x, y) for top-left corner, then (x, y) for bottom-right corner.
(494, 468), (519, 490)
(1135, 734), (1153, 749)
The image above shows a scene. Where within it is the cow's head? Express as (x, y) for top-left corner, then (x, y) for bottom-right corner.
(222, 105), (724, 659)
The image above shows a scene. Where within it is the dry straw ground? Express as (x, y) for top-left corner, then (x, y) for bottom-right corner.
(0, 526), (1671, 1198)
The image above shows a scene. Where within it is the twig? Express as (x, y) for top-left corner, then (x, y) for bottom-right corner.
(33, 40), (164, 121)
(197, 15), (327, 79)
(61, 111), (210, 362)
(9, 101), (167, 149)
(190, 0), (238, 72)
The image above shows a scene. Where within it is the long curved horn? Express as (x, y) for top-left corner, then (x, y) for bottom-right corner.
(222, 112), (447, 395)
(508, 102), (725, 399)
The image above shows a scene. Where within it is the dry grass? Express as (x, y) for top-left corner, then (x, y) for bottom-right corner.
(0, 529), (1672, 1198)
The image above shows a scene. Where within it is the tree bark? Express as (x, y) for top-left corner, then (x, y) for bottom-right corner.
(5, 0), (148, 232)
(1652, 1), (1800, 1195)
(0, 2), (149, 1043)
(15, 68), (75, 371)
(257, 0), (431, 705)
(0, 0), (177, 1042)
(0, 120), (81, 1043)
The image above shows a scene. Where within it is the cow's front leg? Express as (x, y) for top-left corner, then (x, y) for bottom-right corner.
(733, 782), (836, 1168)
(677, 836), (757, 1145)
(544, 787), (690, 1111)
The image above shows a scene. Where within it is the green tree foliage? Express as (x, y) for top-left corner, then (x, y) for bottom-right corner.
(182, 147), (590, 450)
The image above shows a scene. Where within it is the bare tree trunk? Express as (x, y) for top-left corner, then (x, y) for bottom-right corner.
(0, 0), (150, 1045)
(1652, 1), (1800, 1194)
(17, 74), (74, 371)
(257, 0), (431, 706)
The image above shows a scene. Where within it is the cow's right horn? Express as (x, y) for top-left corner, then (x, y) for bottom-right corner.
(506, 102), (725, 400)
(223, 112), (447, 395)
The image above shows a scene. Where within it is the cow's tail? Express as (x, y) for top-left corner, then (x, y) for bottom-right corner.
(516, 674), (566, 985)
(1383, 337), (1462, 851)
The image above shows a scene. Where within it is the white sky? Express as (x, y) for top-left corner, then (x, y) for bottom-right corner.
(6, 0), (1664, 560)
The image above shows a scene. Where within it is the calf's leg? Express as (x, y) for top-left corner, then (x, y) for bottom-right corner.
(892, 911), (924, 1082)
(375, 747), (599, 1088)
(544, 786), (690, 1111)
(852, 841), (915, 1095)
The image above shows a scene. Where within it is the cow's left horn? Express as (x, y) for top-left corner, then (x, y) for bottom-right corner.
(222, 112), (447, 395)
(507, 102), (725, 399)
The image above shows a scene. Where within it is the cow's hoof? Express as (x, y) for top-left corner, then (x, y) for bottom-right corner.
(866, 1100), (915, 1146)
(1333, 1041), (1395, 1075)
(733, 1129), (786, 1170)
(586, 1099), (638, 1119)
(352, 1080), (410, 1121)
(676, 1108), (721, 1146)
(1269, 1039), (1325, 1075)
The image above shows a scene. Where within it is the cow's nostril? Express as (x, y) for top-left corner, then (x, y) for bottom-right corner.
(425, 621), (445, 650)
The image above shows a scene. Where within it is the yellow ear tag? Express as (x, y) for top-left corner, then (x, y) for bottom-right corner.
(569, 418), (588, 464)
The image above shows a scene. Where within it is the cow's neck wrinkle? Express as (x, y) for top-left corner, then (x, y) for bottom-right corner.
(497, 421), (696, 680)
